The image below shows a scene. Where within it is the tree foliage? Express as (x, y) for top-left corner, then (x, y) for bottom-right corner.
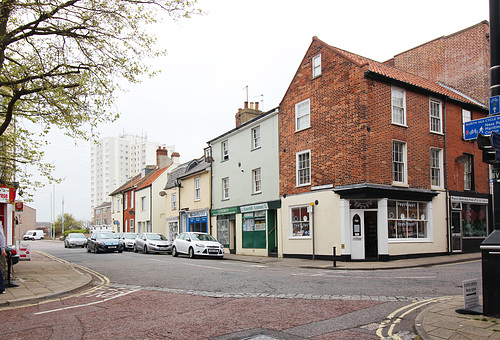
(0, 0), (199, 194)
(53, 212), (83, 234)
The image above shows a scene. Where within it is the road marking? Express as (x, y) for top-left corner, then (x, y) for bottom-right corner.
(34, 287), (138, 315)
(376, 296), (453, 339)
(185, 262), (245, 272)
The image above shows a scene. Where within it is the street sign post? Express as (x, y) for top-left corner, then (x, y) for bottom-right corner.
(491, 95), (500, 115)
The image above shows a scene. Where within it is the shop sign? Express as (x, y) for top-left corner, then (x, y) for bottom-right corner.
(451, 196), (489, 204)
(0, 187), (9, 203)
(211, 207), (239, 216)
(462, 278), (480, 309)
(15, 202), (23, 211)
(188, 210), (207, 218)
(240, 203), (268, 213)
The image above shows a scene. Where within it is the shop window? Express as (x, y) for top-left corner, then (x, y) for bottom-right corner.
(217, 218), (230, 246)
(291, 206), (310, 237)
(242, 211), (266, 248)
(388, 200), (428, 239)
(462, 204), (487, 237)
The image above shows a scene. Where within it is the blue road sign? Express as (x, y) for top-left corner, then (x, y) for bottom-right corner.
(491, 96), (500, 115)
(464, 114), (500, 140)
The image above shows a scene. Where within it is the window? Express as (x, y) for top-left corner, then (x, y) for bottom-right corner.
(124, 193), (128, 209)
(194, 177), (200, 200)
(296, 150), (311, 186)
(312, 54), (321, 78)
(391, 87), (406, 125)
(429, 99), (442, 133)
(392, 141), (407, 184)
(462, 109), (471, 138)
(430, 148), (443, 187)
(131, 192), (134, 209)
(130, 219), (134, 233)
(172, 193), (177, 210)
(295, 99), (310, 131)
(221, 140), (229, 161)
(222, 177), (229, 200)
(252, 126), (261, 149)
(141, 196), (146, 211)
(388, 200), (428, 239)
(252, 168), (262, 194)
(463, 154), (474, 191)
(291, 206), (310, 237)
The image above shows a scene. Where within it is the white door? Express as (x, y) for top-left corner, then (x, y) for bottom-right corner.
(351, 210), (365, 260)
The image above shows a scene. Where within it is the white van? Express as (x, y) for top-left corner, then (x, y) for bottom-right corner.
(23, 230), (44, 240)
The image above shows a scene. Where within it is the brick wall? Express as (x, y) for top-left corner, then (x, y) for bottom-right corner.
(279, 38), (490, 197)
(387, 22), (490, 106)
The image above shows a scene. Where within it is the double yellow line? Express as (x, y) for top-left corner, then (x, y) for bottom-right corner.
(376, 296), (453, 339)
(0, 251), (110, 311)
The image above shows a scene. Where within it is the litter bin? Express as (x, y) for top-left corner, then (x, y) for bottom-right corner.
(481, 229), (500, 317)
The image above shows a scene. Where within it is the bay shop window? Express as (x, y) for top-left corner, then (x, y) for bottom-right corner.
(388, 200), (428, 239)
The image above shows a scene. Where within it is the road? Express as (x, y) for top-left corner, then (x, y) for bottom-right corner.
(0, 241), (482, 339)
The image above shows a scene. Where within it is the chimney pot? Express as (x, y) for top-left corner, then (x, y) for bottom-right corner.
(250, 102), (254, 109)
(255, 102), (259, 110)
(244, 101), (248, 109)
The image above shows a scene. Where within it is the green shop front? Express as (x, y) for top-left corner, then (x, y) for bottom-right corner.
(211, 200), (280, 257)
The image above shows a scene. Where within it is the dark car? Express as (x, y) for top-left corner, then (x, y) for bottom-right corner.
(86, 232), (123, 253)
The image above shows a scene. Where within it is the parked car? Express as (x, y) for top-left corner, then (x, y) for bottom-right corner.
(64, 233), (87, 248)
(23, 230), (44, 240)
(134, 233), (172, 254)
(87, 232), (123, 253)
(172, 232), (224, 259)
(119, 232), (138, 251)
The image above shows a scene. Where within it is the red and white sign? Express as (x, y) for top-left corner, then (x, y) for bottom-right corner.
(15, 202), (23, 211)
(0, 188), (9, 203)
(19, 243), (31, 261)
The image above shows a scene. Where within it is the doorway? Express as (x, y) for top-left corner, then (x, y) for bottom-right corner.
(451, 211), (462, 252)
(350, 210), (378, 260)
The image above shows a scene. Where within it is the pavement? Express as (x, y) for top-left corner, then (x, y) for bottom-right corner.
(0, 249), (497, 339)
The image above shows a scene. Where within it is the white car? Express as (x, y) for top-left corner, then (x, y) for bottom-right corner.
(134, 233), (172, 254)
(23, 230), (44, 240)
(172, 232), (224, 259)
(119, 232), (138, 251)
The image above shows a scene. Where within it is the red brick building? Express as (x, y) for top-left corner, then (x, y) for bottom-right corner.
(278, 31), (490, 261)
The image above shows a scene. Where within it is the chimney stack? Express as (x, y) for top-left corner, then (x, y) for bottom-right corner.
(171, 152), (180, 164)
(156, 147), (172, 169)
(235, 101), (263, 127)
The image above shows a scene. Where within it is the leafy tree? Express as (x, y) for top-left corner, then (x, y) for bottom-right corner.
(53, 213), (83, 235)
(0, 0), (200, 194)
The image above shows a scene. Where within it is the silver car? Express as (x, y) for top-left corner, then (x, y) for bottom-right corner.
(134, 233), (172, 254)
(119, 232), (138, 251)
(64, 233), (87, 248)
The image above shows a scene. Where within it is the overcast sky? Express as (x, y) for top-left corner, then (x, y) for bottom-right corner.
(28, 0), (489, 223)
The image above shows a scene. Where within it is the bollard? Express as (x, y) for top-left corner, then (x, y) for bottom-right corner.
(333, 246), (337, 267)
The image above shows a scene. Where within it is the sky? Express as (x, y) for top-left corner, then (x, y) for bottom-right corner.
(28, 0), (490, 223)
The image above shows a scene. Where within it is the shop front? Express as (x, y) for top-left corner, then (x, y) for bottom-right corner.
(449, 194), (490, 253)
(181, 210), (209, 233)
(239, 201), (280, 256)
(211, 207), (239, 253)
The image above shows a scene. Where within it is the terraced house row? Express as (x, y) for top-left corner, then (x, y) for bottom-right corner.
(109, 22), (492, 261)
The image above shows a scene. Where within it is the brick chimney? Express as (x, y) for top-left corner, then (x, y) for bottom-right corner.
(157, 147), (173, 169)
(235, 101), (262, 127)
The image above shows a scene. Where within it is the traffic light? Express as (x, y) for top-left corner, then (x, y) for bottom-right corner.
(477, 133), (498, 164)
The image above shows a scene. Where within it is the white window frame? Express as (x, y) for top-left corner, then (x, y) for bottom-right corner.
(295, 99), (311, 132)
(252, 126), (261, 150)
(312, 54), (321, 78)
(464, 154), (474, 191)
(430, 148), (443, 188)
(194, 177), (201, 201)
(131, 192), (134, 209)
(130, 219), (134, 233)
(172, 193), (177, 210)
(221, 140), (229, 161)
(429, 98), (443, 134)
(392, 141), (407, 185)
(391, 87), (406, 126)
(252, 168), (262, 194)
(462, 109), (471, 139)
(290, 205), (311, 238)
(141, 196), (146, 211)
(296, 150), (311, 187)
(222, 177), (229, 200)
